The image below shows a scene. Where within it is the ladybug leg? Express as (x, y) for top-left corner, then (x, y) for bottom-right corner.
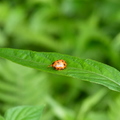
(48, 64), (52, 67)
(48, 62), (55, 67)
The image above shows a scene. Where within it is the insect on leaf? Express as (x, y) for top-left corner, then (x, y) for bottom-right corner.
(0, 48), (120, 92)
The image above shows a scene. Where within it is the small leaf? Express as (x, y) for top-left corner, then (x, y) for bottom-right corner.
(0, 48), (120, 92)
(4, 106), (44, 120)
(0, 116), (5, 120)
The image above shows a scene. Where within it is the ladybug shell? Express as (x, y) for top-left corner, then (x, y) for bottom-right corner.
(49, 60), (67, 70)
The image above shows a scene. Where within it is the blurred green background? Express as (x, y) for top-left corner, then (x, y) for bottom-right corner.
(0, 0), (120, 120)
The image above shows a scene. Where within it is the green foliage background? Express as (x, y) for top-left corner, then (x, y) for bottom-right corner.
(0, 0), (120, 120)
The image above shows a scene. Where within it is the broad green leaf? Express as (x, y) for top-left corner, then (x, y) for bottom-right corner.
(4, 106), (44, 120)
(0, 48), (120, 92)
(0, 116), (5, 120)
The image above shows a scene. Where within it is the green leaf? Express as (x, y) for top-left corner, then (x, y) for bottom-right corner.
(0, 116), (5, 120)
(4, 106), (44, 120)
(0, 48), (120, 92)
(0, 60), (48, 111)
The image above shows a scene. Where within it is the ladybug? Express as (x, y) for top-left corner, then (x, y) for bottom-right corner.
(48, 59), (67, 70)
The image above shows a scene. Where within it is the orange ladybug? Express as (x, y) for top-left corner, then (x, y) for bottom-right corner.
(48, 59), (67, 70)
